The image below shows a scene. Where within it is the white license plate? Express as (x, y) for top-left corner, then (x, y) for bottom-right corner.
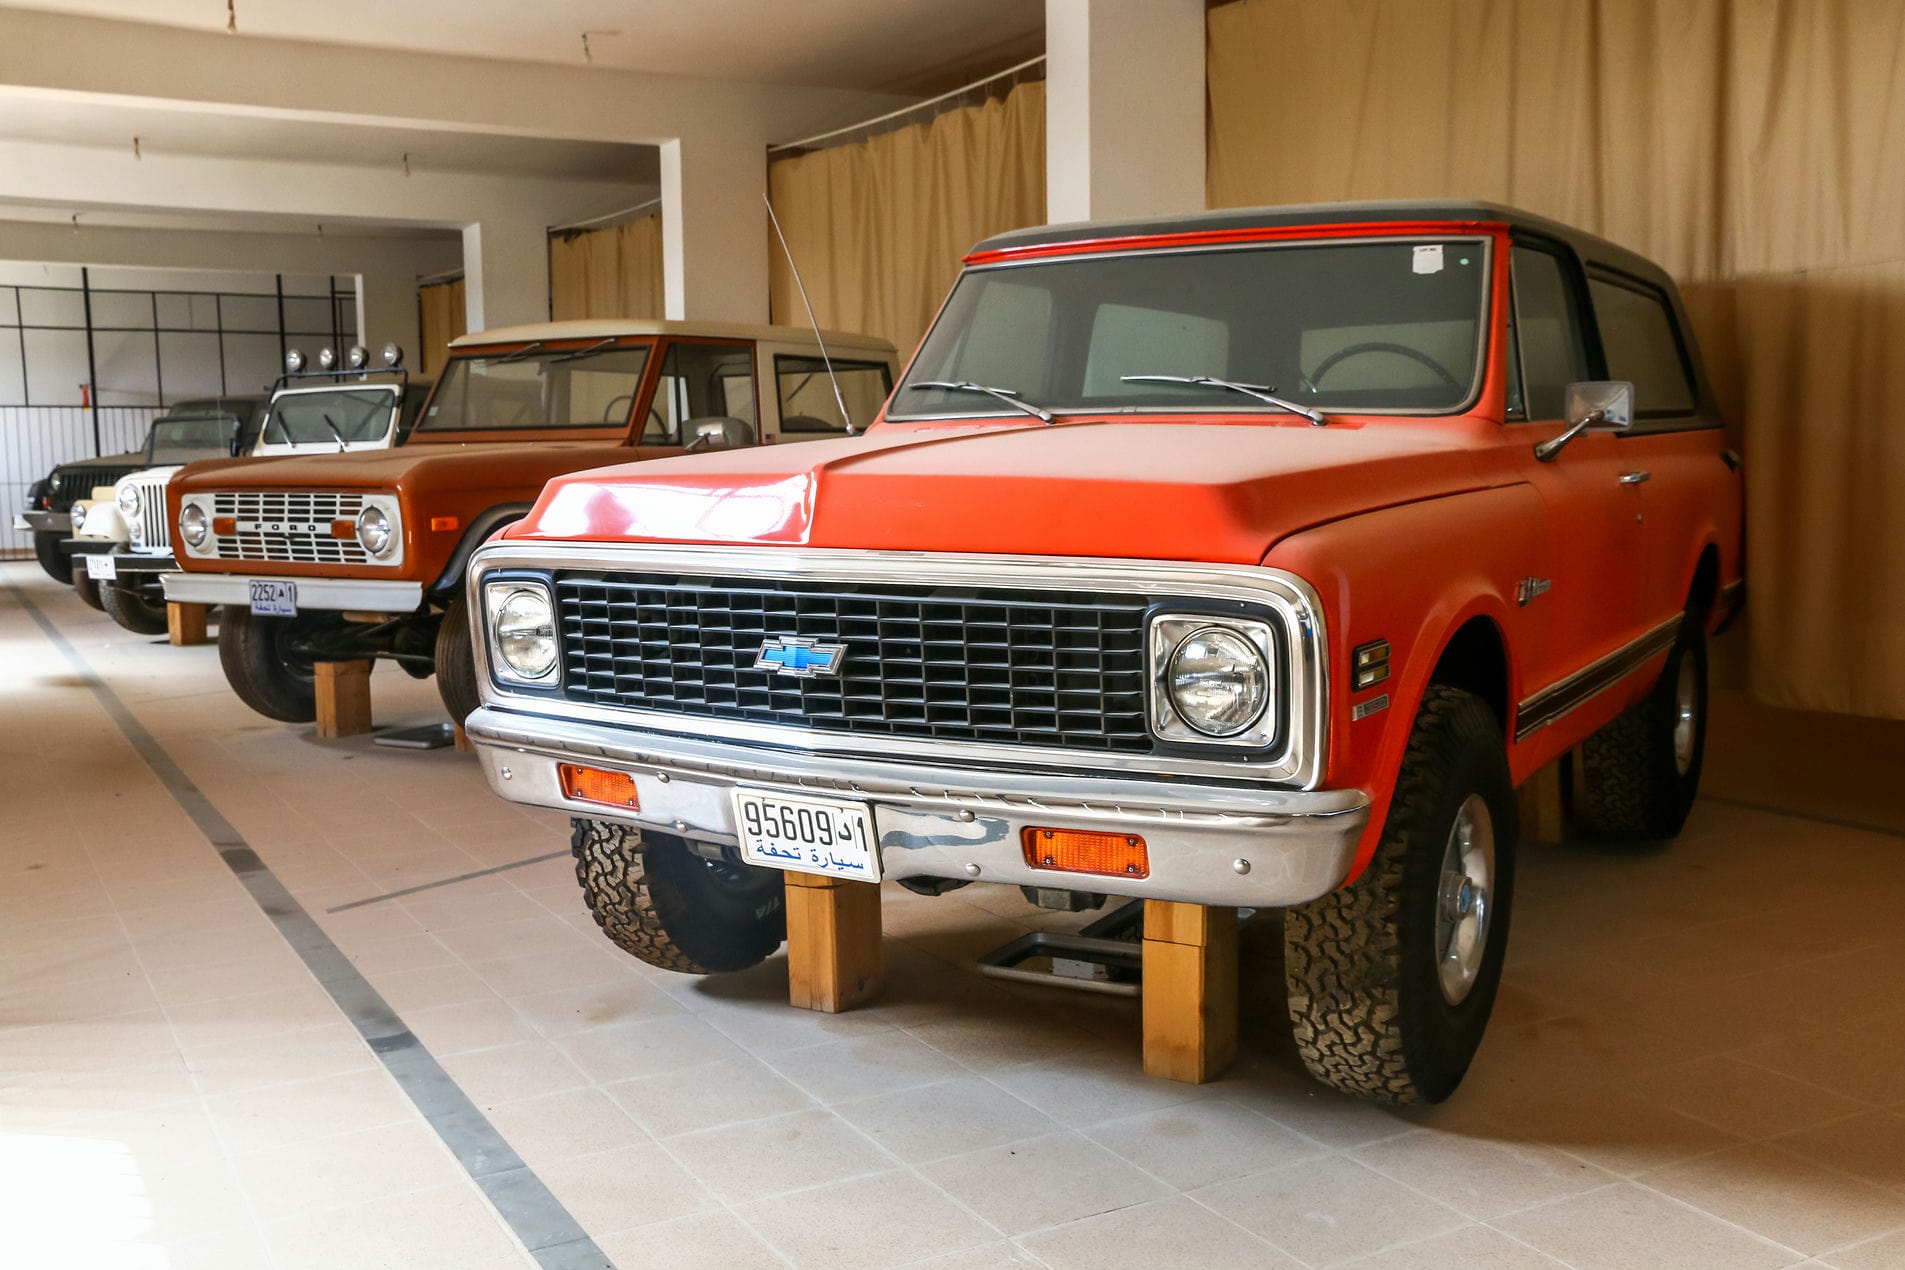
(248, 579), (297, 617)
(84, 552), (117, 580)
(733, 788), (880, 882)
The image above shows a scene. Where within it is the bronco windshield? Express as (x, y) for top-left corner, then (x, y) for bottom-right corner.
(147, 414), (235, 463)
(893, 237), (1490, 419)
(418, 344), (652, 432)
(263, 387), (396, 446)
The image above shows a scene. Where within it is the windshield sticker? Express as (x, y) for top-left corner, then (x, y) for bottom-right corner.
(1412, 244), (1445, 275)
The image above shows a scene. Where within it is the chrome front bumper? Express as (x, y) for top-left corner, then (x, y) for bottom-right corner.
(466, 707), (1371, 908)
(160, 572), (424, 612)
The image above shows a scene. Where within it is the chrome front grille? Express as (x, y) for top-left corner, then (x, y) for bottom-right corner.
(554, 571), (1152, 752)
(207, 490), (370, 565)
(137, 484), (170, 550)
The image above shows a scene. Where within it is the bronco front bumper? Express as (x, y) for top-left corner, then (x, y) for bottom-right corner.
(161, 572), (424, 612)
(466, 707), (1371, 908)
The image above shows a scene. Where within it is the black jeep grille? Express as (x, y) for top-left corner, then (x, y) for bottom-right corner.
(49, 466), (140, 511)
(553, 572), (1153, 752)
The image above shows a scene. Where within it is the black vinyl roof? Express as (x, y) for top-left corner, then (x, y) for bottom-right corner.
(970, 199), (1673, 291)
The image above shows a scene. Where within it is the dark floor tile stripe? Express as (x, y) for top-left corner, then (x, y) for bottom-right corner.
(326, 849), (571, 913)
(7, 580), (613, 1269)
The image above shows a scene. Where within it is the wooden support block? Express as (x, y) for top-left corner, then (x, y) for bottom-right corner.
(1517, 754), (1566, 845)
(1142, 900), (1238, 1084)
(453, 723), (473, 753)
(167, 601), (210, 646)
(783, 872), (884, 1013)
(314, 659), (373, 739)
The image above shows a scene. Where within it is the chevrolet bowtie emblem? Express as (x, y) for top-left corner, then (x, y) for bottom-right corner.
(754, 635), (847, 678)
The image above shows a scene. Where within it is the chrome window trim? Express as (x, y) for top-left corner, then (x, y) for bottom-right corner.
(886, 235), (1493, 423)
(470, 543), (1330, 790)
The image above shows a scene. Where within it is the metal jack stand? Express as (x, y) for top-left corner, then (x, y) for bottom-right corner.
(977, 899), (1146, 997)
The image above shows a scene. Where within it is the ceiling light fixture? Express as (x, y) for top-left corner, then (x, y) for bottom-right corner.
(402, 152), (411, 177)
(226, 0), (236, 34)
(71, 213), (80, 235)
(580, 30), (620, 64)
(132, 136), (141, 160)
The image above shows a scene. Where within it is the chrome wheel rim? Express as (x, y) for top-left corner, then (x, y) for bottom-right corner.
(1672, 655), (1698, 775)
(1435, 794), (1495, 1006)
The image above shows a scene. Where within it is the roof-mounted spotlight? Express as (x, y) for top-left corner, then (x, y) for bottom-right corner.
(345, 344), (369, 371)
(317, 347), (337, 371)
(380, 342), (405, 368)
(284, 348), (306, 374)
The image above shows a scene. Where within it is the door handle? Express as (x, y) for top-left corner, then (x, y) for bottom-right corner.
(1619, 470), (1652, 484)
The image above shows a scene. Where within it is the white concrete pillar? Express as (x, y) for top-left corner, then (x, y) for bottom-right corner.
(353, 270), (422, 368)
(461, 219), (549, 333)
(1045, 0), (1207, 224)
(660, 135), (769, 324)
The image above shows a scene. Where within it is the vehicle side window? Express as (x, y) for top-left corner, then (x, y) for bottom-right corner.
(1510, 245), (1589, 421)
(648, 342), (755, 444)
(776, 356), (894, 434)
(1587, 276), (1697, 417)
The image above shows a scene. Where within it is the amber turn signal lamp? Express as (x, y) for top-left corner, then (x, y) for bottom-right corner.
(212, 516), (236, 536)
(558, 764), (640, 810)
(329, 519), (355, 539)
(430, 516), (460, 532)
(1022, 827), (1149, 878)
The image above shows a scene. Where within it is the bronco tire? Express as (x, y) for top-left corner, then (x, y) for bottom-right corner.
(434, 592), (480, 724)
(219, 607), (321, 723)
(73, 569), (105, 611)
(101, 580), (170, 635)
(34, 531), (73, 584)
(1283, 685), (1517, 1105)
(571, 819), (787, 974)
(1577, 617), (1707, 840)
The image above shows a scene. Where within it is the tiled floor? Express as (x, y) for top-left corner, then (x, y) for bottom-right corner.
(4, 558), (1904, 1269)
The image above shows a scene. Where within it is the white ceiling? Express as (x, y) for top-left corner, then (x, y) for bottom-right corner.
(2, 0), (1045, 94)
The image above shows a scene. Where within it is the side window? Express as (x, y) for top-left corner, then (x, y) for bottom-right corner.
(1588, 276), (1696, 416)
(647, 342), (755, 444)
(776, 356), (894, 434)
(1510, 245), (1589, 421)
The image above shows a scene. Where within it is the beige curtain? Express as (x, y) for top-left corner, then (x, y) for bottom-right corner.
(767, 80), (1046, 359)
(416, 277), (466, 380)
(549, 216), (665, 321)
(1209, 0), (1905, 719)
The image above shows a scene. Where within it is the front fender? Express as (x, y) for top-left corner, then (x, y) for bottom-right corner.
(1266, 485), (1546, 886)
(76, 502), (129, 543)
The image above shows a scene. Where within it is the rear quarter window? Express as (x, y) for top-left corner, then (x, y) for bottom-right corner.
(1588, 275), (1697, 418)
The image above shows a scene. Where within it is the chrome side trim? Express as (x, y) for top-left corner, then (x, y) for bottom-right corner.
(1713, 579), (1746, 636)
(1514, 615), (1682, 742)
(469, 543), (1331, 790)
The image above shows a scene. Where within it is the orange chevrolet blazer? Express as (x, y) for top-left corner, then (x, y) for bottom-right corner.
(461, 203), (1744, 1104)
(162, 319), (897, 725)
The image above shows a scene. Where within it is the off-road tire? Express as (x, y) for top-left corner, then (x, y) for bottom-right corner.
(571, 819), (786, 975)
(73, 569), (105, 611)
(101, 580), (170, 635)
(434, 592), (479, 724)
(34, 531), (74, 583)
(1283, 686), (1517, 1105)
(218, 607), (319, 723)
(1577, 618), (1707, 840)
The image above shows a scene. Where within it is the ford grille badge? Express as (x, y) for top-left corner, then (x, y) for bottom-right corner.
(754, 635), (846, 679)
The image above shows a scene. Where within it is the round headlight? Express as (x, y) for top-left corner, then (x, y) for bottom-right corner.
(494, 588), (557, 679)
(116, 484), (140, 516)
(69, 503), (87, 531)
(180, 503), (208, 546)
(1167, 626), (1269, 738)
(355, 506), (394, 557)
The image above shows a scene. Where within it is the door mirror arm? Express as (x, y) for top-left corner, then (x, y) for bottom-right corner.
(1534, 380), (1635, 462)
(1534, 411), (1601, 463)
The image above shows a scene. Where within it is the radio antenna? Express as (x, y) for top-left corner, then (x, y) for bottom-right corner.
(763, 193), (855, 436)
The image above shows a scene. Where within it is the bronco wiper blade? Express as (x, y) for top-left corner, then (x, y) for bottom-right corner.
(547, 338), (617, 364)
(1121, 374), (1327, 426)
(909, 380), (1054, 424)
(495, 341), (546, 364)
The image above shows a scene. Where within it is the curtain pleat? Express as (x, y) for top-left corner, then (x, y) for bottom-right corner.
(416, 277), (466, 380)
(1209, 0), (1905, 719)
(767, 80), (1047, 359)
(548, 216), (665, 322)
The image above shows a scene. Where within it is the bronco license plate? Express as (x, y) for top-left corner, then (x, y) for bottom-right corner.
(84, 552), (117, 580)
(733, 788), (881, 883)
(248, 579), (297, 617)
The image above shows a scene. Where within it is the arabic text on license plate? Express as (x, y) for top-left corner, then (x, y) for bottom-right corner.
(249, 579), (297, 617)
(732, 789), (880, 883)
(84, 552), (117, 580)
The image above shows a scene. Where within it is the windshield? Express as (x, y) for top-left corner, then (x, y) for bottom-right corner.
(893, 237), (1490, 419)
(264, 388), (396, 446)
(418, 344), (652, 432)
(148, 415), (234, 463)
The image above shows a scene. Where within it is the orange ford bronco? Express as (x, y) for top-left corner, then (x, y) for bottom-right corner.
(461, 203), (1744, 1104)
(162, 320), (897, 726)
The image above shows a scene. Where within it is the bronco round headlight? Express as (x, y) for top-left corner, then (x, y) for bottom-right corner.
(180, 503), (208, 547)
(116, 484), (140, 516)
(1168, 626), (1269, 738)
(494, 588), (557, 680)
(355, 506), (394, 557)
(69, 503), (87, 531)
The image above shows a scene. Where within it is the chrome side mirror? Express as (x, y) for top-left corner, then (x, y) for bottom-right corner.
(684, 416), (756, 453)
(1535, 380), (1634, 462)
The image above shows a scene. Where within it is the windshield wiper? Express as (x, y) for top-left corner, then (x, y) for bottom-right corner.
(1121, 375), (1328, 426)
(547, 338), (617, 365)
(496, 341), (546, 364)
(909, 380), (1054, 424)
(320, 413), (350, 452)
